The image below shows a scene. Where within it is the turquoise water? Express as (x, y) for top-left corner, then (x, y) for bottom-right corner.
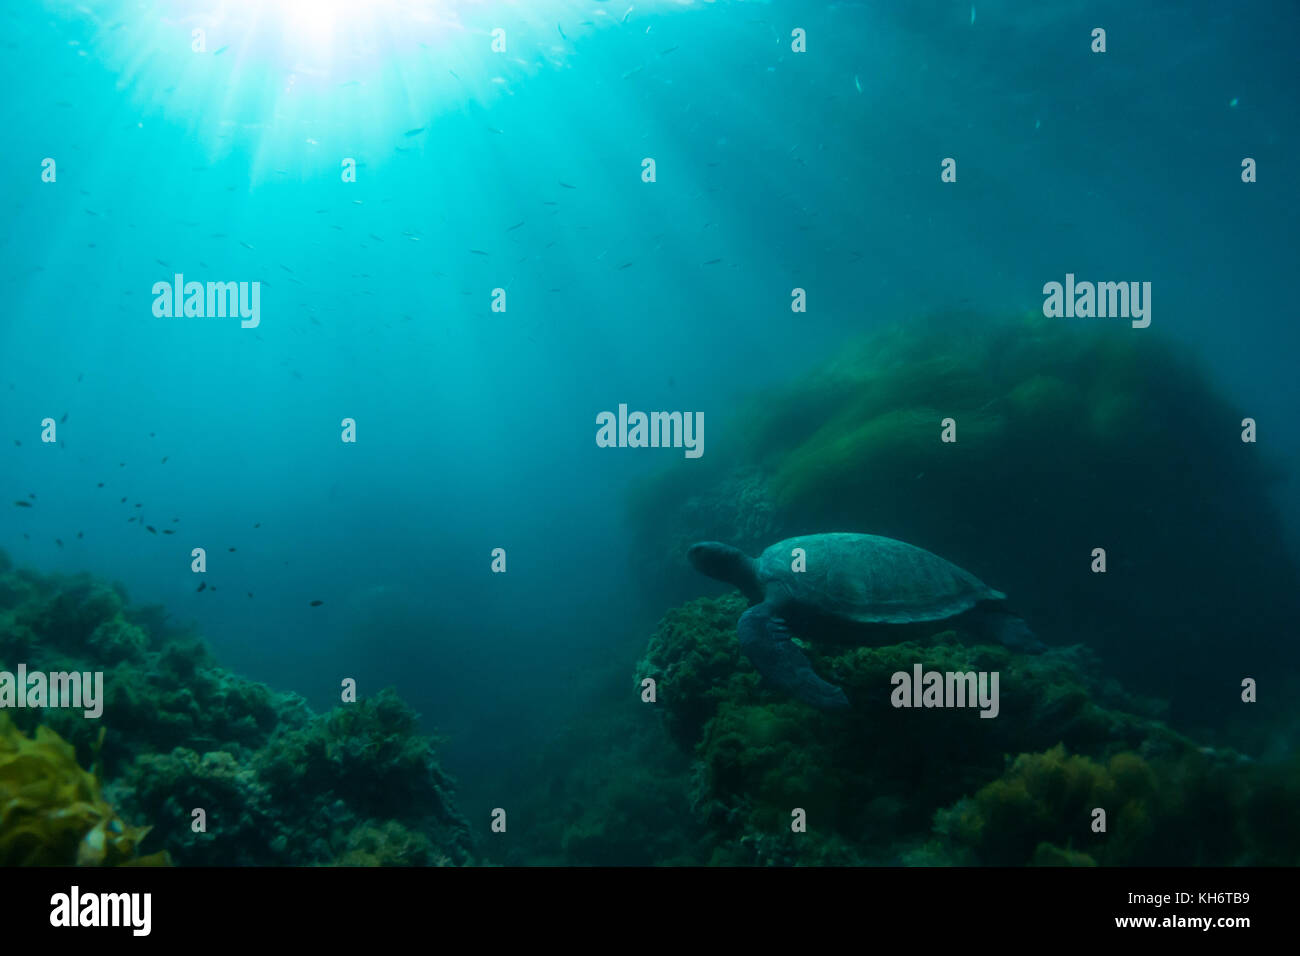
(2, 1), (1298, 866)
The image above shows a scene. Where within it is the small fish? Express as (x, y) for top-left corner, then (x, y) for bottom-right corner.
(197, 581), (206, 592)
(134, 503), (142, 508)
(97, 482), (104, 488)
(161, 456), (168, 464)
(247, 592), (253, 598)
(621, 66), (644, 80)
(55, 539), (63, 548)
(228, 547), (236, 552)
(77, 531), (83, 539)
(487, 126), (504, 135)
(559, 181), (577, 189)
(239, 240), (255, 250)
(470, 249), (489, 256)
(13, 440), (20, 446)
(558, 23), (567, 40)
(660, 46), (678, 55)
(253, 522), (260, 528)
(120, 497), (127, 503)
(404, 126), (426, 137)
(854, 75), (862, 94)
(542, 201), (558, 206)
(146, 525), (156, 534)
(310, 600), (324, 607)
(703, 258), (723, 265)
(28, 493), (35, 500)
(173, 518), (180, 523)
(60, 412), (67, 423)
(13, 500), (31, 508)
(448, 69), (460, 80)
(163, 529), (174, 535)
(622, 7), (633, 24)
(507, 221), (525, 231)
(127, 517), (136, 523)
(213, 45), (229, 56)
(618, 261), (634, 269)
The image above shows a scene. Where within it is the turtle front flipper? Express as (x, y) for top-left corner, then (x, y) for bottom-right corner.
(738, 604), (850, 711)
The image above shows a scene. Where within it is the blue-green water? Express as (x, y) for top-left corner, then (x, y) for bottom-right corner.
(2, 1), (1298, 866)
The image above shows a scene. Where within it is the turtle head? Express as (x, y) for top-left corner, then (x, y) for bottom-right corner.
(688, 542), (762, 602)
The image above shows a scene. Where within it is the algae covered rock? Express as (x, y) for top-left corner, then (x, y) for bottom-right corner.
(636, 593), (1271, 865)
(636, 593), (754, 748)
(918, 742), (1300, 866)
(255, 689), (473, 861)
(336, 819), (451, 867)
(120, 747), (274, 865)
(0, 551), (475, 867)
(627, 312), (1299, 728)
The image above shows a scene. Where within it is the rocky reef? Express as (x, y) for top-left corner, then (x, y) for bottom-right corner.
(635, 593), (1300, 866)
(626, 311), (1299, 732)
(0, 549), (473, 866)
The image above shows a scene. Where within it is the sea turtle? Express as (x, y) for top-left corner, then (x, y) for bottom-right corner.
(687, 532), (1043, 711)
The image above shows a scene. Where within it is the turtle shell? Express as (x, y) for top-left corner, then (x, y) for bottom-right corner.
(755, 533), (1005, 624)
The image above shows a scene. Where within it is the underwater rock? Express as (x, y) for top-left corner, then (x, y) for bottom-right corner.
(0, 552), (474, 866)
(627, 312), (1300, 729)
(336, 819), (451, 867)
(915, 741), (1300, 867)
(637, 593), (1280, 866)
(120, 748), (273, 866)
(636, 594), (754, 750)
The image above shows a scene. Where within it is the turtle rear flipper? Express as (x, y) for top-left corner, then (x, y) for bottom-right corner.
(978, 609), (1046, 653)
(739, 604), (850, 711)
